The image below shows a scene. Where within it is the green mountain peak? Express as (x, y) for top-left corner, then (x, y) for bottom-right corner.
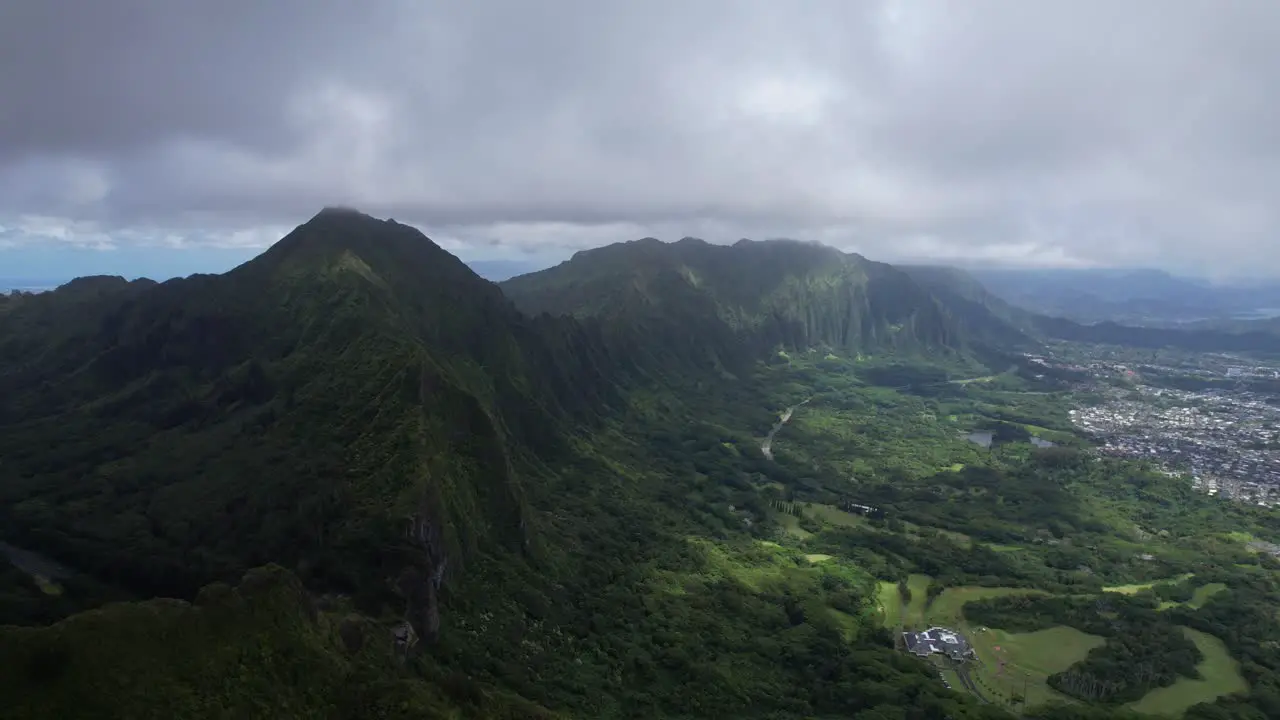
(502, 237), (963, 369)
(0, 211), (622, 645)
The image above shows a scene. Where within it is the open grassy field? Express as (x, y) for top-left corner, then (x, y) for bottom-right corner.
(924, 586), (1045, 628)
(968, 625), (1105, 709)
(774, 511), (812, 540)
(877, 574), (932, 629)
(827, 607), (860, 641)
(1102, 574), (1195, 595)
(799, 502), (974, 548)
(1157, 582), (1230, 611)
(884, 579), (1243, 713)
(804, 503), (868, 528)
(876, 581), (1045, 634)
(877, 582), (903, 628)
(904, 585), (1074, 710)
(1128, 628), (1248, 717)
(1188, 582), (1227, 609)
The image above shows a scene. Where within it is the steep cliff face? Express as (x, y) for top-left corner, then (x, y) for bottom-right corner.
(0, 209), (616, 636)
(500, 237), (962, 367)
(899, 265), (1036, 347)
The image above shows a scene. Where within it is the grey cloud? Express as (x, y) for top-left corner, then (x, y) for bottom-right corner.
(2, 1), (1280, 273)
(0, 1), (403, 161)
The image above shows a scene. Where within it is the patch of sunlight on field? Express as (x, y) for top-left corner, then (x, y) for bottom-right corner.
(1103, 573), (1195, 595)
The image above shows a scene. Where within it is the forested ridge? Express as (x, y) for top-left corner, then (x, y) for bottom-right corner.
(2, 209), (1279, 719)
(499, 236), (965, 368)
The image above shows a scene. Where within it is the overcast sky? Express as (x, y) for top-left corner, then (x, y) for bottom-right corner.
(3, 0), (1279, 280)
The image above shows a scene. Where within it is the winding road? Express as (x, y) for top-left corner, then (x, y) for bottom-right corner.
(761, 397), (812, 460)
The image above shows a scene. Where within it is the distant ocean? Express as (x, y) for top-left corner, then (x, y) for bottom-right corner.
(1, 278), (63, 293)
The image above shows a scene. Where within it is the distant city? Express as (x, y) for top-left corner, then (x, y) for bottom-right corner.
(1034, 347), (1280, 508)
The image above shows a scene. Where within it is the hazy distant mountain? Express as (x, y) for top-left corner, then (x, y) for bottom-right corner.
(464, 259), (548, 281)
(898, 265), (1280, 354)
(970, 267), (1280, 325)
(897, 265), (1035, 347)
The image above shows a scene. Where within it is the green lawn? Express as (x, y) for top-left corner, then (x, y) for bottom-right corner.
(804, 503), (868, 528)
(1103, 574), (1195, 595)
(876, 582), (901, 627)
(877, 574), (932, 629)
(774, 511), (812, 540)
(1188, 582), (1227, 609)
(1128, 628), (1248, 717)
(802, 499), (978, 550)
(924, 586), (1045, 628)
(827, 607), (860, 641)
(915, 585), (1069, 709)
(968, 626), (1105, 709)
(1157, 582), (1229, 612)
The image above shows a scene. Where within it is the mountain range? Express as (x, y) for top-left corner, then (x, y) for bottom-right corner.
(2, 209), (1279, 718)
(501, 238), (965, 377)
(970, 267), (1280, 326)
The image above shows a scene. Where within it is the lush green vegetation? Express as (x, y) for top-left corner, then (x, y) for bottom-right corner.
(0, 213), (1013, 719)
(0, 565), (503, 720)
(965, 594), (1205, 703)
(500, 236), (965, 361)
(877, 573), (932, 628)
(969, 626), (1106, 709)
(0, 546), (127, 627)
(3, 212), (1280, 718)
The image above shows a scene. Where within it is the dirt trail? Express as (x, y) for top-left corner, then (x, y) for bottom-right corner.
(761, 397), (811, 460)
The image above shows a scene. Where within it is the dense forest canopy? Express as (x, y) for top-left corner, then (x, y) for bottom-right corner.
(2, 210), (1279, 719)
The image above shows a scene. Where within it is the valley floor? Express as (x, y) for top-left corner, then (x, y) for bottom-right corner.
(725, 350), (1278, 718)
